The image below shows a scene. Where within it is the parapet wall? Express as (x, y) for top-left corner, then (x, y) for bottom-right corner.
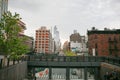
(100, 62), (120, 80)
(0, 61), (27, 80)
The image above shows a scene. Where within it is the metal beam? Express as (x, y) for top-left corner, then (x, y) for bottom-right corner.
(49, 67), (52, 80)
(84, 67), (87, 80)
(27, 61), (101, 68)
(94, 67), (100, 80)
(66, 67), (70, 80)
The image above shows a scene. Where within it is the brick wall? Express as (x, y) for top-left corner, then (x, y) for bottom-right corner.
(88, 33), (120, 56)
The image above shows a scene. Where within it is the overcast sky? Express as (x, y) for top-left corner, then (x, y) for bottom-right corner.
(9, 0), (120, 44)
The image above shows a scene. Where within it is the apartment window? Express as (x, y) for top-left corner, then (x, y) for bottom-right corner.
(114, 36), (116, 41)
(108, 37), (111, 41)
(95, 43), (97, 48)
(95, 35), (97, 39)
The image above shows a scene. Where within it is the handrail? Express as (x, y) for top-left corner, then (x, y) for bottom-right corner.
(25, 55), (120, 66)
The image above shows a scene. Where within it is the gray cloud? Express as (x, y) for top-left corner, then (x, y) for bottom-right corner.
(9, 0), (120, 44)
(9, 0), (42, 12)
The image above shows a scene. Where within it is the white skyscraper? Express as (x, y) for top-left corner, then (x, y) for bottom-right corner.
(53, 26), (61, 53)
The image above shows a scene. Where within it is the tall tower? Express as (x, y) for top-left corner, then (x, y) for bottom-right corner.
(0, 0), (8, 19)
(53, 26), (61, 53)
(35, 26), (52, 54)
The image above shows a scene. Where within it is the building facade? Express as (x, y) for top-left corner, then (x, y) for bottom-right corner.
(35, 27), (52, 54)
(87, 27), (120, 57)
(0, 0), (8, 19)
(18, 21), (34, 53)
(63, 41), (70, 51)
(70, 30), (87, 54)
(18, 20), (26, 34)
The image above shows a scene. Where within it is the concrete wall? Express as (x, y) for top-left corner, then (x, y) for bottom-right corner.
(100, 62), (120, 80)
(0, 61), (27, 80)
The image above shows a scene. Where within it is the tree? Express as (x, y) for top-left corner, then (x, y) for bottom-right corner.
(0, 11), (29, 60)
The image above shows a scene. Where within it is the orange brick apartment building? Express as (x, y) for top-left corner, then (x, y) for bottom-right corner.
(35, 27), (52, 54)
(87, 28), (120, 57)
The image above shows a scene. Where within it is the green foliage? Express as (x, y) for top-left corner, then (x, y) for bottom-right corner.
(0, 11), (29, 59)
(65, 50), (76, 56)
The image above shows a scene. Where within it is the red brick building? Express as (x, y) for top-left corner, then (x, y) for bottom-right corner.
(35, 27), (52, 54)
(87, 28), (120, 57)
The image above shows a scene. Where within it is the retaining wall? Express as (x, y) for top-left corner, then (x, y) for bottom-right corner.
(0, 61), (27, 80)
(100, 62), (120, 80)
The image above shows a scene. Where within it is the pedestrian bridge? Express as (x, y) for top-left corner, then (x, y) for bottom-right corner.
(26, 55), (120, 80)
(27, 56), (120, 68)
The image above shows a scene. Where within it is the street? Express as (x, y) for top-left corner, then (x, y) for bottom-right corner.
(35, 68), (94, 80)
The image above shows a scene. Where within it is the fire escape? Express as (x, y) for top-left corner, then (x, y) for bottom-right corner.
(108, 37), (118, 57)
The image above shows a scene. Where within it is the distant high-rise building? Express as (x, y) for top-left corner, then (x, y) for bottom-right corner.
(53, 26), (61, 53)
(35, 26), (52, 54)
(0, 0), (8, 19)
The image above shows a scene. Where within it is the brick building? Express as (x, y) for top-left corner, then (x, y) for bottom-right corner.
(70, 30), (81, 43)
(87, 28), (120, 57)
(35, 27), (52, 54)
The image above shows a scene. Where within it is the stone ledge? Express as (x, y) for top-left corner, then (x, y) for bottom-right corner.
(101, 62), (120, 72)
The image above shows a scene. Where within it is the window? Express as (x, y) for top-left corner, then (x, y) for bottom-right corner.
(95, 43), (97, 48)
(114, 36), (116, 41)
(108, 37), (111, 41)
(95, 35), (97, 39)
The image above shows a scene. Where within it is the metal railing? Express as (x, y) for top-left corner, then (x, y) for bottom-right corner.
(25, 55), (120, 66)
(1, 55), (120, 68)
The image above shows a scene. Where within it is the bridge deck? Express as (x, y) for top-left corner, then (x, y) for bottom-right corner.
(28, 61), (101, 68)
(27, 56), (120, 67)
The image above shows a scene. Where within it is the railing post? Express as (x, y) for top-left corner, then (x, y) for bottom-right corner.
(28, 56), (30, 61)
(40, 56), (42, 61)
(66, 67), (70, 80)
(119, 59), (120, 65)
(0, 59), (3, 68)
(101, 56), (105, 62)
(70, 56), (72, 62)
(51, 56), (54, 61)
(58, 56), (60, 62)
(64, 56), (66, 62)
(76, 56), (78, 62)
(7, 58), (9, 67)
(45, 56), (48, 61)
(33, 68), (36, 80)
(13, 59), (15, 65)
(49, 67), (52, 80)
